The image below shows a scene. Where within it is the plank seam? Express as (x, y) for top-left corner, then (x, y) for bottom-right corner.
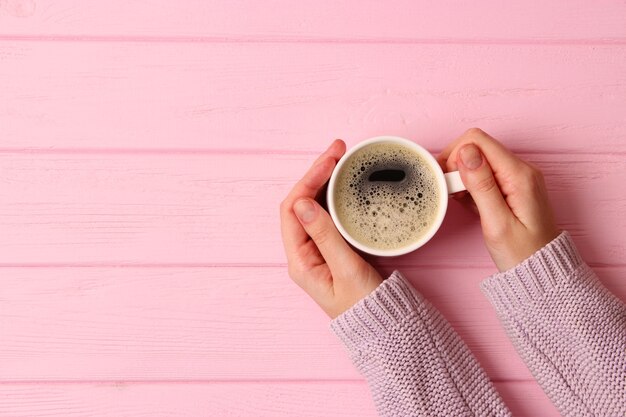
(0, 262), (621, 268)
(1, 35), (626, 45)
(0, 148), (624, 156)
(0, 378), (534, 385)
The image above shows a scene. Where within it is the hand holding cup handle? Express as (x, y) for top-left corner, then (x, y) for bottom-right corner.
(438, 128), (560, 271)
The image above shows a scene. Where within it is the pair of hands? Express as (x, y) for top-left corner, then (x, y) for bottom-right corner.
(279, 129), (560, 319)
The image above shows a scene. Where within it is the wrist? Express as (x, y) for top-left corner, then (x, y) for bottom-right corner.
(482, 231), (583, 309)
(326, 265), (383, 319)
(330, 270), (424, 352)
(489, 228), (561, 272)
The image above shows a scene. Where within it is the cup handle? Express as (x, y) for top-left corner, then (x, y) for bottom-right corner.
(444, 171), (466, 194)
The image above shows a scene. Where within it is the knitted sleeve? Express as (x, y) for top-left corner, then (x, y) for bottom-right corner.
(481, 231), (626, 417)
(330, 271), (512, 417)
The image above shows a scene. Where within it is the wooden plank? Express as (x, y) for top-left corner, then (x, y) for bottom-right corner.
(0, 153), (623, 265)
(0, 380), (560, 417)
(1, 42), (626, 152)
(0, 0), (625, 41)
(1, 266), (623, 381)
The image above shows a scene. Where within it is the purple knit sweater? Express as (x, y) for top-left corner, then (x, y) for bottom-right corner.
(331, 232), (626, 416)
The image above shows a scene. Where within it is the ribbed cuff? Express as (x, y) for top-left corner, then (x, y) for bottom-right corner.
(481, 231), (584, 312)
(330, 270), (425, 353)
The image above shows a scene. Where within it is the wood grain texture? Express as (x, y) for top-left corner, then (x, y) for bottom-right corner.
(0, 0), (625, 42)
(0, 381), (561, 417)
(0, 153), (623, 265)
(1, 266), (624, 381)
(1, 42), (626, 152)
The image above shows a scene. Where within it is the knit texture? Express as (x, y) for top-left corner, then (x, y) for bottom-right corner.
(481, 231), (626, 416)
(331, 271), (511, 417)
(331, 231), (625, 417)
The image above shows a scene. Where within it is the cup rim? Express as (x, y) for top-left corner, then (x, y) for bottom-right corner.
(327, 136), (449, 257)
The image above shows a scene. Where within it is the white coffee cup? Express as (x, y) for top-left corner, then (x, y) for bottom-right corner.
(327, 136), (466, 257)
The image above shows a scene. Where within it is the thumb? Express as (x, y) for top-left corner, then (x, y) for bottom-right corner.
(457, 144), (511, 225)
(293, 198), (360, 273)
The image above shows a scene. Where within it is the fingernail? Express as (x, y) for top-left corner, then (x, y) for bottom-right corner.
(294, 199), (316, 223)
(459, 144), (483, 170)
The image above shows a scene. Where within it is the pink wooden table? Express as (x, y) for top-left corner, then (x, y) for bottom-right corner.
(1, 1), (625, 416)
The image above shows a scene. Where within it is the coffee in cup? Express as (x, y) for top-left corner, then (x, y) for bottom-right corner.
(333, 142), (440, 251)
(327, 136), (466, 257)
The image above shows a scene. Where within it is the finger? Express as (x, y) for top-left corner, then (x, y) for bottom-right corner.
(281, 140), (346, 262)
(285, 139), (346, 204)
(436, 155), (449, 173)
(293, 197), (360, 274)
(439, 128), (523, 174)
(457, 144), (512, 225)
(281, 157), (336, 257)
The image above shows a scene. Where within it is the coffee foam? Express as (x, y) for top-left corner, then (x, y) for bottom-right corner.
(334, 142), (440, 250)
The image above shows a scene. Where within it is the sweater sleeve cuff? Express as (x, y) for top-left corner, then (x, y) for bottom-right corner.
(330, 270), (425, 353)
(480, 231), (584, 311)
